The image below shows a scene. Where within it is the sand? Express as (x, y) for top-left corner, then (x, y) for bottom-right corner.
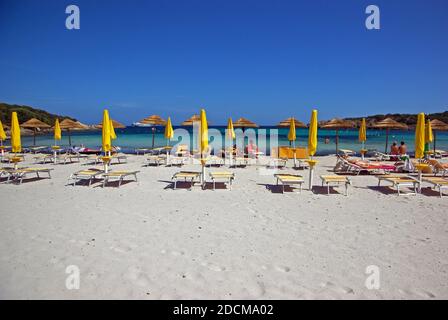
(0, 154), (447, 299)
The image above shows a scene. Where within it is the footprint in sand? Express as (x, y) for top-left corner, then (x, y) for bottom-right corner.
(320, 281), (354, 294)
(275, 265), (291, 273)
(200, 262), (226, 272)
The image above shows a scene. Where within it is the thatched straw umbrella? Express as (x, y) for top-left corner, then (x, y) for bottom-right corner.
(139, 115), (166, 148)
(372, 118), (408, 153)
(97, 119), (126, 129)
(233, 117), (259, 153)
(20, 118), (51, 146)
(429, 119), (448, 154)
(320, 118), (356, 154)
(58, 119), (89, 146)
(278, 117), (306, 147)
(181, 114), (201, 126)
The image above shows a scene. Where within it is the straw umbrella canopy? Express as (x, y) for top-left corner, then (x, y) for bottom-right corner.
(429, 119), (448, 153)
(372, 118), (408, 153)
(139, 115), (167, 148)
(277, 117), (307, 128)
(59, 119), (89, 146)
(20, 118), (51, 146)
(278, 117), (306, 147)
(320, 118), (356, 154)
(233, 117), (258, 153)
(181, 114), (202, 126)
(97, 119), (125, 129)
(233, 117), (258, 129)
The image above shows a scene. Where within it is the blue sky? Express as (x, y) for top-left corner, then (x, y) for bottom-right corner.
(0, 0), (447, 125)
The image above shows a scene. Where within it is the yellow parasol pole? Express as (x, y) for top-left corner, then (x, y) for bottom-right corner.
(0, 120), (6, 156)
(227, 118), (235, 167)
(415, 113), (426, 193)
(102, 110), (112, 173)
(307, 110), (318, 190)
(11, 112), (22, 170)
(288, 117), (297, 168)
(359, 118), (367, 159)
(54, 119), (62, 162)
(424, 119), (433, 158)
(164, 117), (174, 164)
(200, 109), (208, 187)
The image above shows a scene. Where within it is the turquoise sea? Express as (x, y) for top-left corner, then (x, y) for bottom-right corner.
(14, 126), (448, 156)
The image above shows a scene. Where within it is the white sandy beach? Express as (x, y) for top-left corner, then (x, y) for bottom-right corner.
(0, 154), (447, 299)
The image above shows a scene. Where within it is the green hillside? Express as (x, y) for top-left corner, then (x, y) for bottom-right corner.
(0, 102), (77, 126)
(345, 111), (448, 127)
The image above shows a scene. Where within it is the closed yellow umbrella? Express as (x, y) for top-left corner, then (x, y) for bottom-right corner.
(425, 119), (433, 144)
(227, 118), (235, 140)
(11, 112), (21, 153)
(308, 110), (318, 157)
(0, 120), (6, 141)
(288, 117), (296, 142)
(200, 109), (208, 186)
(359, 118), (367, 144)
(54, 119), (62, 143)
(102, 110), (112, 154)
(0, 120), (6, 156)
(415, 113), (425, 159)
(288, 117), (298, 167)
(165, 117), (174, 140)
(110, 119), (117, 140)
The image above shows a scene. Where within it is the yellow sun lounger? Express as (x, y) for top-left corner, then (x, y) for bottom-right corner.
(209, 171), (235, 190)
(422, 177), (448, 197)
(6, 167), (53, 184)
(172, 171), (201, 190)
(67, 169), (105, 186)
(274, 173), (304, 193)
(101, 170), (139, 187)
(376, 175), (419, 196)
(320, 175), (351, 196)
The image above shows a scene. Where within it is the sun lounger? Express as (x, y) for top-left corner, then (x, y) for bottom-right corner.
(274, 173), (304, 193)
(56, 153), (83, 164)
(268, 158), (287, 169)
(320, 175), (351, 196)
(206, 156), (224, 167)
(376, 175), (419, 196)
(67, 169), (104, 186)
(209, 171), (235, 190)
(421, 177), (448, 197)
(101, 170), (139, 187)
(172, 171), (201, 190)
(338, 149), (356, 157)
(33, 154), (55, 164)
(334, 156), (396, 175)
(2, 154), (26, 163)
(5, 167), (53, 184)
(427, 159), (448, 176)
(145, 155), (166, 166)
(169, 156), (187, 166)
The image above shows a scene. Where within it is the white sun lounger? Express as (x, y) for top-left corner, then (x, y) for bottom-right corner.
(101, 170), (139, 187)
